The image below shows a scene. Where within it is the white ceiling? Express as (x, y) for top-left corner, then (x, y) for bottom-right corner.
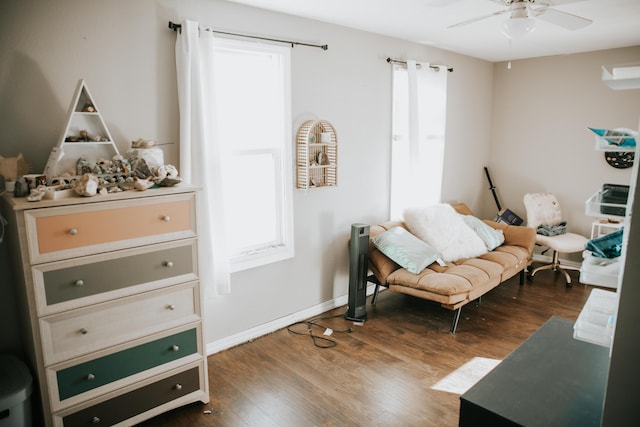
(224, 0), (640, 62)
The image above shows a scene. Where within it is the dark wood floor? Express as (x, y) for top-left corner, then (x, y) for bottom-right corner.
(140, 266), (601, 427)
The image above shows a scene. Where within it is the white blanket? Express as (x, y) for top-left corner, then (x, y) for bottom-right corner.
(404, 204), (488, 262)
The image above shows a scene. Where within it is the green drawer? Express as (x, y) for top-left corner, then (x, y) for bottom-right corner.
(62, 366), (200, 427)
(43, 243), (194, 306)
(57, 328), (197, 401)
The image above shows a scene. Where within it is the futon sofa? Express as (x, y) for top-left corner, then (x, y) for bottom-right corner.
(367, 203), (536, 333)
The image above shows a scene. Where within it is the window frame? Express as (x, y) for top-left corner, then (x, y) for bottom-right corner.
(213, 38), (294, 273)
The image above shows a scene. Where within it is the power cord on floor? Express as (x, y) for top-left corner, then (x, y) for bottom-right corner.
(287, 313), (354, 348)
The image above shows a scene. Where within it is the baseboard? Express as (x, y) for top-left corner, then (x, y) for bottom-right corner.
(206, 283), (378, 355)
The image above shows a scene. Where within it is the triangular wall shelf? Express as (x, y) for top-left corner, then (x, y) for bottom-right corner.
(44, 79), (120, 182)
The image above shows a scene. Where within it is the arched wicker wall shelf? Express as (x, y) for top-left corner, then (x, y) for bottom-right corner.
(296, 120), (338, 190)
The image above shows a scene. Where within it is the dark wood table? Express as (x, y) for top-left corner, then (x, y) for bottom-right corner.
(459, 316), (610, 426)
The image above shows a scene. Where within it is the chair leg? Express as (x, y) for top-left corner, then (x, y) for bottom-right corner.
(529, 250), (577, 288)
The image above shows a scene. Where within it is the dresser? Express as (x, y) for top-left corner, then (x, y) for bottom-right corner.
(1, 185), (209, 427)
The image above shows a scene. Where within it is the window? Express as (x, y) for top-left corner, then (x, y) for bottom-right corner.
(390, 62), (448, 220)
(212, 39), (293, 272)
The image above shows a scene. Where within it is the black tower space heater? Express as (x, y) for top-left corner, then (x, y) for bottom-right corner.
(345, 223), (369, 321)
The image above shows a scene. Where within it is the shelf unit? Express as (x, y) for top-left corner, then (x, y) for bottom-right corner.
(590, 128), (638, 151)
(44, 80), (120, 183)
(601, 63), (640, 90)
(581, 106), (639, 290)
(585, 190), (627, 220)
(590, 220), (623, 239)
(296, 120), (337, 190)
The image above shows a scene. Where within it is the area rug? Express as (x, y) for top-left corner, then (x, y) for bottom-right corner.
(431, 357), (501, 394)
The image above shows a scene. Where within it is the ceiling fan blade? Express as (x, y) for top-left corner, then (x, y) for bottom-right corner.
(488, 0), (585, 5)
(535, 7), (592, 30)
(448, 9), (510, 29)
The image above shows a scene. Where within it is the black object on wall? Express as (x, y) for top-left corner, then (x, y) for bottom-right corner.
(345, 223), (369, 322)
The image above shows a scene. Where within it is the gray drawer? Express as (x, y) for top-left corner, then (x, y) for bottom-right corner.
(32, 240), (197, 315)
(61, 365), (202, 427)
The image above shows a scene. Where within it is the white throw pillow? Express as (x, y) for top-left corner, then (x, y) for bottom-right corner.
(403, 204), (488, 262)
(371, 227), (444, 274)
(463, 215), (505, 251)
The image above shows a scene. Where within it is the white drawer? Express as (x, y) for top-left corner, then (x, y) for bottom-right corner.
(40, 282), (201, 366)
(24, 193), (196, 264)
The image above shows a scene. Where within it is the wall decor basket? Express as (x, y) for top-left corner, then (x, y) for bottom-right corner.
(296, 120), (337, 189)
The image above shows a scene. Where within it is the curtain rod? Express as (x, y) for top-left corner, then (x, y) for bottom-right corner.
(387, 57), (453, 72)
(168, 21), (328, 51)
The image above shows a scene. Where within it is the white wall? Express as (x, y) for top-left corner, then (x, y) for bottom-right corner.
(0, 0), (493, 352)
(490, 47), (640, 260)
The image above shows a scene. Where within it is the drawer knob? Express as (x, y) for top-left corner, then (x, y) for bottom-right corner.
(167, 304), (176, 311)
(87, 373), (95, 381)
(92, 417), (101, 424)
(163, 261), (174, 268)
(163, 215), (171, 222)
(175, 383), (183, 391)
(75, 279), (85, 287)
(80, 328), (88, 335)
(171, 345), (180, 352)
(69, 228), (78, 236)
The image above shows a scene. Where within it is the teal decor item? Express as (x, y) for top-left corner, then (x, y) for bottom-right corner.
(588, 127), (636, 148)
(586, 228), (624, 259)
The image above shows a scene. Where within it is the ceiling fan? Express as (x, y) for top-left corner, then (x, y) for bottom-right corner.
(448, 0), (592, 38)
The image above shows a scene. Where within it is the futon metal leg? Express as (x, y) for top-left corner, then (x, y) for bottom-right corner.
(520, 269), (525, 285)
(368, 274), (382, 305)
(371, 284), (380, 305)
(450, 308), (462, 334)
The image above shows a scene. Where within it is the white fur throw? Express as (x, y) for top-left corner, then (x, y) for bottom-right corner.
(523, 193), (562, 229)
(404, 204), (488, 262)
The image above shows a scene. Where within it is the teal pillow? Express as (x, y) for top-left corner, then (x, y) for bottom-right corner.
(371, 227), (443, 274)
(463, 215), (505, 251)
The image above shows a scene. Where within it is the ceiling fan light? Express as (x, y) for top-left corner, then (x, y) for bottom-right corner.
(502, 17), (536, 39)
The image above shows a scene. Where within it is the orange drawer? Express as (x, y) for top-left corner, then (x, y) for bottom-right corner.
(24, 193), (196, 263)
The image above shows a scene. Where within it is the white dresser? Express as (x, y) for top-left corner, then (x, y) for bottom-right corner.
(1, 185), (209, 426)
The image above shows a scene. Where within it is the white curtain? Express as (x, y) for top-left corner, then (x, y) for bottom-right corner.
(390, 60), (448, 220)
(175, 20), (231, 296)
